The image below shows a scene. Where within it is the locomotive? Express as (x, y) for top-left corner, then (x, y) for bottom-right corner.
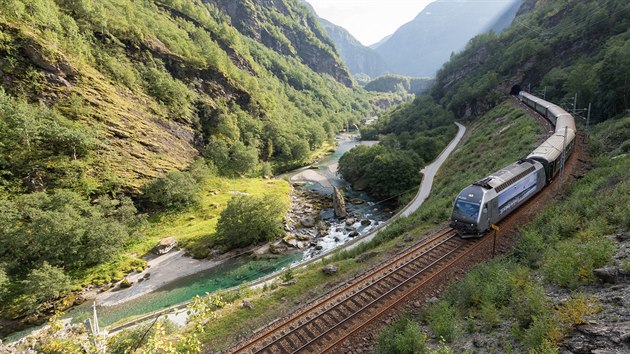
(450, 92), (576, 237)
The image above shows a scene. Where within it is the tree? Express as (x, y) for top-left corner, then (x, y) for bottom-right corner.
(216, 194), (287, 250)
(141, 171), (200, 210)
(21, 262), (72, 306)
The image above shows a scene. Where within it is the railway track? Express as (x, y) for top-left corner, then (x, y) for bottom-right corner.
(230, 228), (486, 354)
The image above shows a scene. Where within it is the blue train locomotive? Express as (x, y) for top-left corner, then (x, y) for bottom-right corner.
(450, 92), (576, 237)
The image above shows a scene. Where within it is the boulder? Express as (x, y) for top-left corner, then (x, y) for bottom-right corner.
(404, 235), (414, 242)
(240, 299), (254, 310)
(281, 279), (297, 286)
(593, 266), (621, 283)
(315, 244), (324, 250)
(349, 231), (359, 237)
(322, 264), (338, 275)
(332, 187), (347, 218)
(270, 242), (288, 254)
(351, 198), (365, 205)
(152, 237), (178, 255)
(296, 234), (312, 242)
(253, 244), (270, 256)
(361, 219), (371, 226)
(283, 235), (298, 248)
(355, 252), (378, 263)
(300, 216), (317, 228)
(345, 218), (356, 226)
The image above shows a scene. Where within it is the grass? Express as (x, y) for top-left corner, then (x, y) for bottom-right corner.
(190, 100), (547, 350)
(383, 112), (630, 352)
(76, 176), (290, 285)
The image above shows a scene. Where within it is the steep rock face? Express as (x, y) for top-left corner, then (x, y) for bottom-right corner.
(0, 0), (366, 191)
(212, 0), (352, 87)
(319, 18), (389, 77)
(375, 0), (521, 77)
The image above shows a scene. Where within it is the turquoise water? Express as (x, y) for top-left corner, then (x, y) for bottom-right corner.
(4, 253), (301, 342)
(72, 253), (301, 327)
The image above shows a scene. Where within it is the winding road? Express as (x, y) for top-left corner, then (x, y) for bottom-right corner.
(345, 122), (465, 249)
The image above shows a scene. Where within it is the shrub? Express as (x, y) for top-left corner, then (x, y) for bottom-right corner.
(427, 300), (458, 342)
(141, 171), (200, 210)
(377, 317), (427, 354)
(522, 314), (562, 353)
(557, 293), (600, 328)
(20, 262), (72, 308)
(542, 237), (616, 288)
(216, 194), (287, 250)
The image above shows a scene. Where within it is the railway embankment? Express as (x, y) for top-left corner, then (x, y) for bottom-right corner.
(363, 112), (629, 353)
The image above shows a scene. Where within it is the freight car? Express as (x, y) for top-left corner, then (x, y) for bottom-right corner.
(450, 92), (576, 237)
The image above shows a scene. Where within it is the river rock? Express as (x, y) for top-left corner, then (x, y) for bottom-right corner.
(322, 264), (338, 275)
(270, 242), (288, 254)
(253, 244), (270, 256)
(283, 235), (298, 248)
(361, 219), (371, 226)
(152, 237), (177, 255)
(349, 231), (359, 237)
(345, 218), (356, 226)
(300, 216), (316, 228)
(332, 187), (347, 219)
(320, 209), (335, 220)
(315, 244), (323, 250)
(351, 198), (365, 205)
(296, 234), (311, 241)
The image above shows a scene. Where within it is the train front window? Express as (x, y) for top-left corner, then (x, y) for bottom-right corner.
(452, 200), (481, 222)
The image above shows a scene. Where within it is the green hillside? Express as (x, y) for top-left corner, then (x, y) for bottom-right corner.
(0, 0), (405, 335)
(433, 0), (630, 122)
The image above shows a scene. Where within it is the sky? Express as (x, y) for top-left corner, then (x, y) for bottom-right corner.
(306, 0), (435, 46)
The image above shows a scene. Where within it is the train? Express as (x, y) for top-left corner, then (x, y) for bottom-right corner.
(450, 91), (576, 237)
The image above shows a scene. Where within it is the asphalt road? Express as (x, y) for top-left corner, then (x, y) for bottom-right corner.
(346, 122), (466, 249)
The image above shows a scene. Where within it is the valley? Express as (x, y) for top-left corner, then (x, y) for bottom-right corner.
(1, 0), (629, 353)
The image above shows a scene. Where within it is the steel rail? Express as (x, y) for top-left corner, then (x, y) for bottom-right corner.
(288, 237), (469, 354)
(231, 228), (455, 353)
(319, 234), (489, 353)
(251, 232), (461, 353)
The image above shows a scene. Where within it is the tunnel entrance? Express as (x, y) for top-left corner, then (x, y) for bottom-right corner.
(510, 85), (522, 95)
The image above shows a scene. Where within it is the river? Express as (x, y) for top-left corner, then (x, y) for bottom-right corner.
(4, 132), (391, 341)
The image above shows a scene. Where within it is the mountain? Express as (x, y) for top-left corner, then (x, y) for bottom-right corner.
(299, 0), (388, 78)
(432, 0), (630, 122)
(318, 18), (389, 77)
(369, 34), (393, 50)
(0, 0), (370, 194)
(375, 0), (521, 77)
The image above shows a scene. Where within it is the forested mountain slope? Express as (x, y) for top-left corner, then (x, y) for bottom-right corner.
(0, 0), (369, 195)
(0, 0), (388, 333)
(432, 0), (630, 122)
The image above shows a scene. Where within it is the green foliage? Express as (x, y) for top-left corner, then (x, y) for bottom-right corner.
(364, 75), (433, 95)
(0, 190), (139, 275)
(19, 262), (72, 310)
(141, 171), (201, 210)
(143, 66), (196, 120)
(432, 0), (630, 121)
(204, 137), (259, 177)
(426, 300), (458, 342)
(0, 89), (98, 192)
(542, 237), (616, 288)
(338, 144), (420, 200)
(377, 316), (427, 354)
(340, 96), (455, 201)
(216, 194), (287, 250)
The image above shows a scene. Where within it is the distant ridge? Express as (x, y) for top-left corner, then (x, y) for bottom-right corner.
(374, 0), (521, 77)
